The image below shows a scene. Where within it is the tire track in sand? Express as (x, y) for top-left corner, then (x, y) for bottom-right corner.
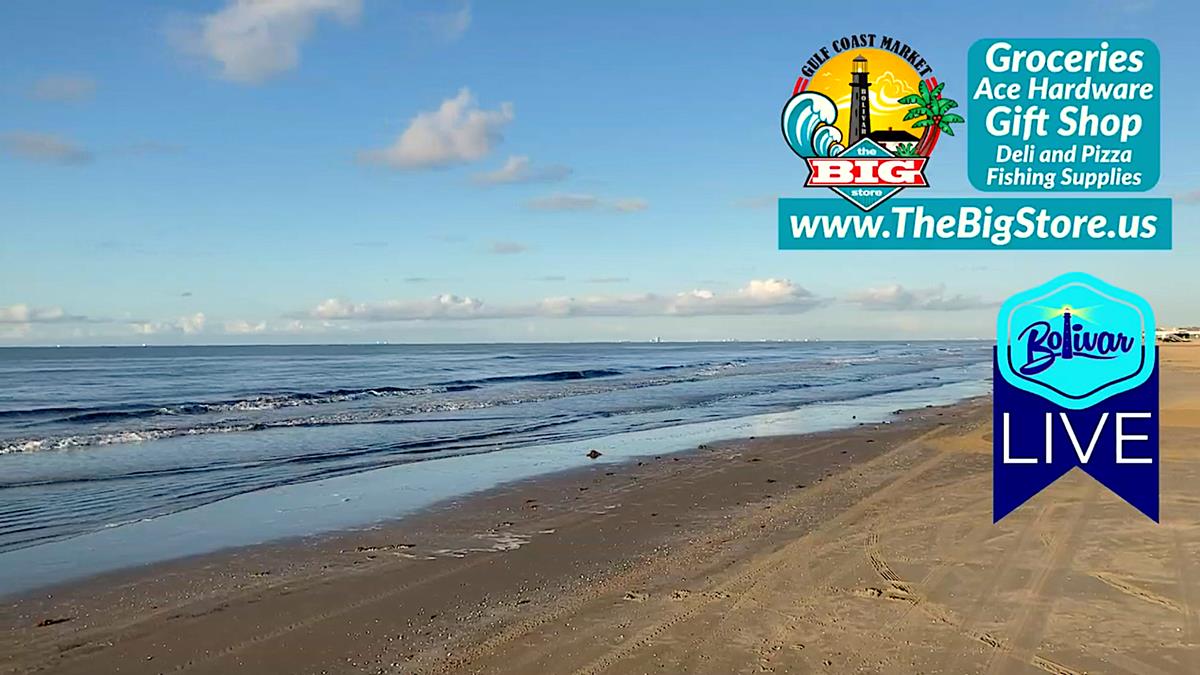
(418, 439), (846, 674)
(859, 522), (1085, 675)
(1171, 530), (1200, 672)
(982, 481), (1099, 675)
(569, 420), (976, 675)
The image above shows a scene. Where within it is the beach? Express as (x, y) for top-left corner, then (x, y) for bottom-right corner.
(1, 344), (1196, 673)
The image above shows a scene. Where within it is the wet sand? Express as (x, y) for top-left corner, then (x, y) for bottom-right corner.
(2, 345), (1197, 674)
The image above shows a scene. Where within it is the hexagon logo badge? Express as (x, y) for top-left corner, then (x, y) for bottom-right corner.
(996, 272), (1155, 410)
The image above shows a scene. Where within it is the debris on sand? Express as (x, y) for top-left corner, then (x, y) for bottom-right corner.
(353, 543), (414, 554)
(586, 449), (603, 459)
(36, 617), (72, 628)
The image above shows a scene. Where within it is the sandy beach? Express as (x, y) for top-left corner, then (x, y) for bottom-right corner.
(1, 345), (1196, 674)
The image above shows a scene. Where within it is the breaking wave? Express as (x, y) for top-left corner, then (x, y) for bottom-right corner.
(0, 385), (481, 426)
(0, 369), (629, 430)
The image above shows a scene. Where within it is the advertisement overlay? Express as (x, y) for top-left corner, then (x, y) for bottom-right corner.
(994, 273), (1159, 521)
(778, 36), (1171, 250)
(777, 36), (1169, 523)
(968, 39), (1159, 192)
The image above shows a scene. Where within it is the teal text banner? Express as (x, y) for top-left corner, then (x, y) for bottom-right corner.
(967, 38), (1160, 193)
(777, 197), (1171, 250)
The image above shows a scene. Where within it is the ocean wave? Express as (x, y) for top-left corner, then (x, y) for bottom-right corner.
(0, 370), (969, 460)
(695, 360), (748, 376)
(0, 359), (980, 456)
(1, 384), (606, 455)
(1, 384), (484, 427)
(1, 425), (260, 454)
(0, 367), (709, 431)
(0, 372), (862, 455)
(826, 356), (882, 366)
(5, 370), (623, 427)
(437, 368), (623, 386)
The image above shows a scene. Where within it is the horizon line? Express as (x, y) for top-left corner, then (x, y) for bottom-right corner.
(0, 337), (996, 349)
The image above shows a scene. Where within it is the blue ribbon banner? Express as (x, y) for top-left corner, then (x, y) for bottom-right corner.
(993, 349), (1159, 521)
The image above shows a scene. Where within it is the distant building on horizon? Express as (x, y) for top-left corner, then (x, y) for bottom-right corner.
(1156, 326), (1200, 342)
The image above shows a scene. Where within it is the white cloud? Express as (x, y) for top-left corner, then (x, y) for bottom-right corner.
(179, 313), (207, 334)
(29, 75), (97, 102)
(310, 295), (487, 321)
(0, 304), (84, 324)
(302, 278), (821, 322)
(473, 155), (572, 185)
(1, 132), (92, 165)
(610, 198), (649, 213)
(526, 193), (648, 213)
(848, 284), (994, 311)
(132, 313), (207, 335)
(224, 319), (268, 334)
(173, 0), (362, 84)
(488, 240), (528, 255)
(359, 88), (514, 170)
(423, 4), (471, 41)
(526, 193), (598, 211)
(0, 324), (32, 340)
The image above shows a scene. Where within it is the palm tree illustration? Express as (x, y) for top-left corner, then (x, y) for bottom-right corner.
(899, 81), (964, 156)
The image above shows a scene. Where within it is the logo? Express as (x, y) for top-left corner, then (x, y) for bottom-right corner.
(781, 35), (962, 211)
(998, 272), (1153, 409)
(994, 272), (1158, 521)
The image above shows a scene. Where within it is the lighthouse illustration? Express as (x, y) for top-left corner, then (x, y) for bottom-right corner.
(782, 39), (964, 211)
(848, 54), (871, 145)
(1061, 308), (1075, 360)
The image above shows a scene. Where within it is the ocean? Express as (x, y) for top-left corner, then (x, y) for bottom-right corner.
(0, 341), (991, 592)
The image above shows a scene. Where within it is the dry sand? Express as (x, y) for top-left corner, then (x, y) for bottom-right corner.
(2, 345), (1198, 674)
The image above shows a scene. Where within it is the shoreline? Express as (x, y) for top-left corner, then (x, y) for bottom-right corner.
(0, 398), (980, 605)
(0, 373), (987, 596)
(0, 397), (980, 674)
(2, 344), (1195, 673)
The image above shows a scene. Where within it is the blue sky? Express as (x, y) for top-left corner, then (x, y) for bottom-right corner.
(1, 0), (1196, 345)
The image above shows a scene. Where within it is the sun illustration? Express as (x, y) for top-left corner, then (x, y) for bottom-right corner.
(811, 49), (923, 149)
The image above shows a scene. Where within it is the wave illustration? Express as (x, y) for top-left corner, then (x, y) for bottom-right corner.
(782, 91), (845, 158)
